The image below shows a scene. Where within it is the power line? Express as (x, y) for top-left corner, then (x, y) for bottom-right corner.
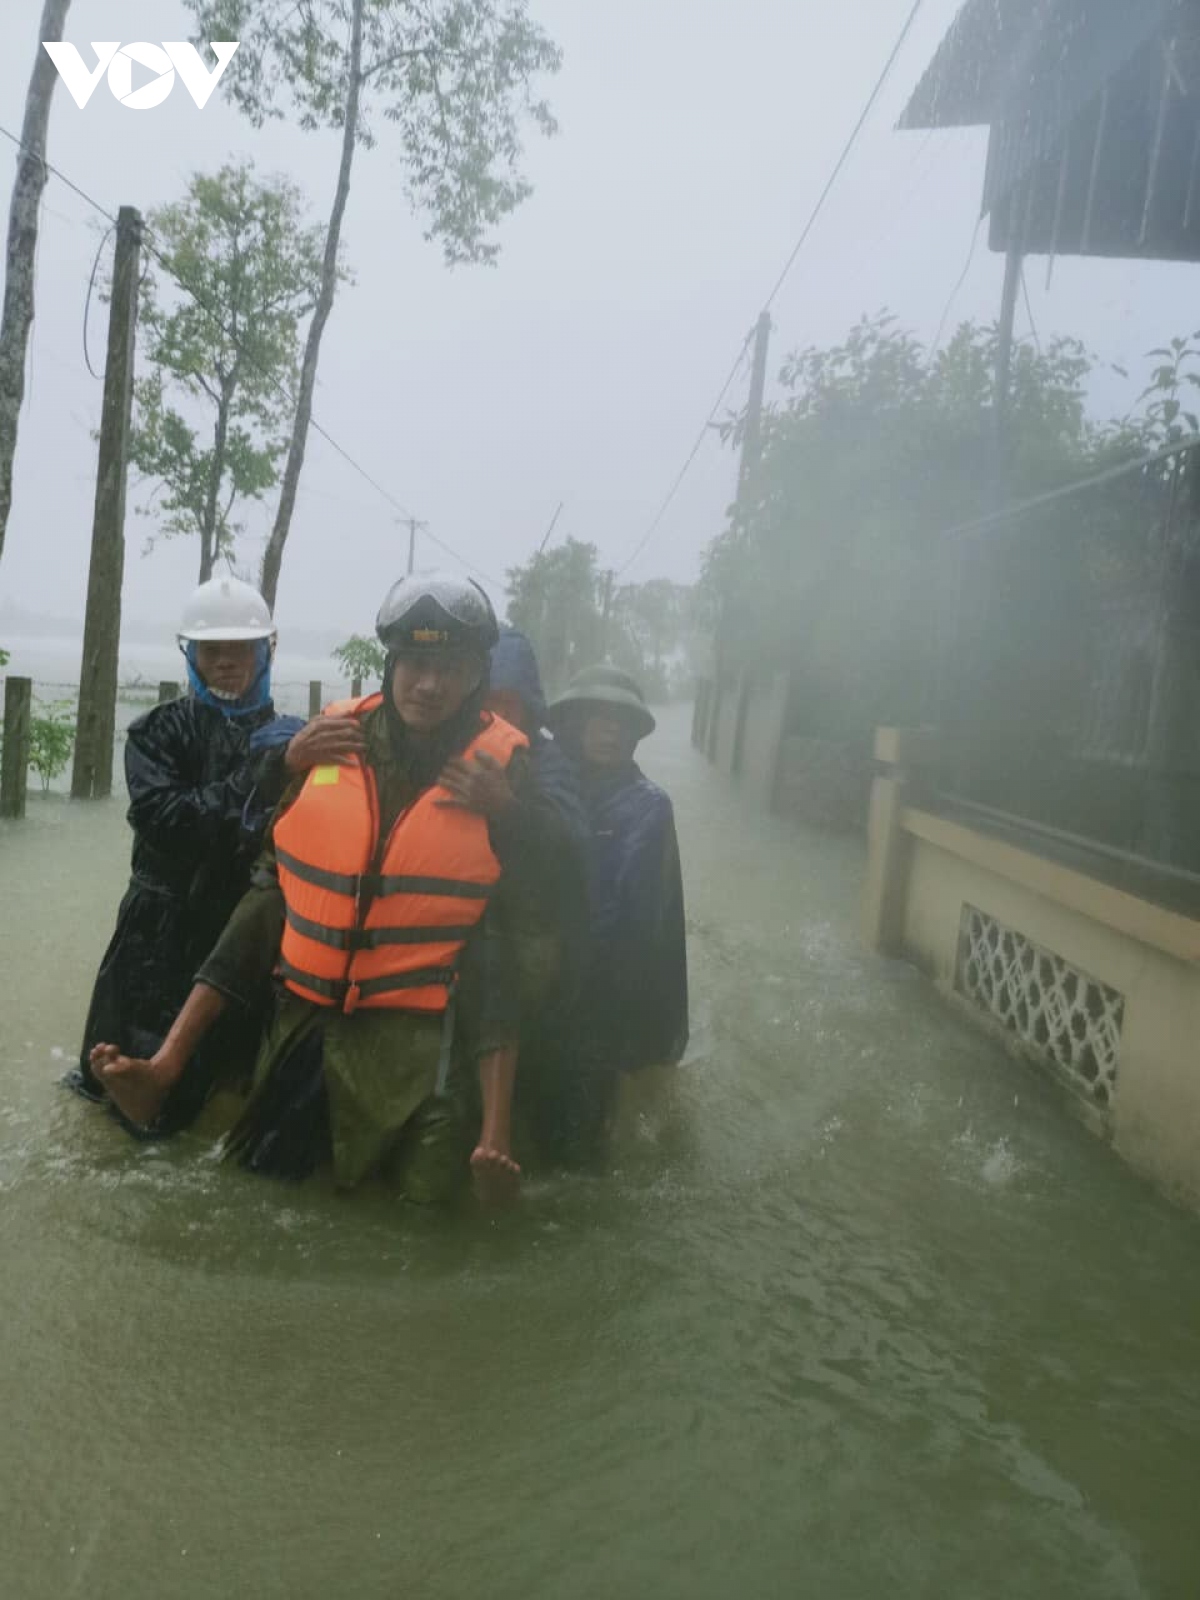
(82, 223), (115, 379)
(615, 337), (752, 578)
(1020, 262), (1044, 356)
(419, 523), (504, 589)
(616, 0), (926, 577)
(0, 122), (497, 590)
(0, 126), (116, 223)
(929, 214), (983, 358)
(760, 0), (926, 315)
(937, 430), (1200, 542)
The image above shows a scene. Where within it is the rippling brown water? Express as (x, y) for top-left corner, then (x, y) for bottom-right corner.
(2, 708), (1198, 1599)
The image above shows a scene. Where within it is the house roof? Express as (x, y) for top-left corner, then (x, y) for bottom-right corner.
(900, 0), (1200, 263)
(900, 0), (1174, 132)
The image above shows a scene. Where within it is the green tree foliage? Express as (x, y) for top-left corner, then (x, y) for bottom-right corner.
(130, 162), (328, 582)
(185, 0), (562, 608)
(507, 538), (602, 693)
(1131, 333), (1200, 448)
(332, 633), (387, 684)
(610, 577), (693, 700)
(705, 312), (1144, 743)
(506, 540), (694, 700)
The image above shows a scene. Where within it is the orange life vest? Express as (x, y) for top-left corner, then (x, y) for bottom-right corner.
(273, 694), (528, 1014)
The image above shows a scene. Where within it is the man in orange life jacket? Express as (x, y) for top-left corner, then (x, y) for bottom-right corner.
(92, 574), (531, 1204)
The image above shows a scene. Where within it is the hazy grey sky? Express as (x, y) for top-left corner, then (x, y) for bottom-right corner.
(0, 0), (1194, 640)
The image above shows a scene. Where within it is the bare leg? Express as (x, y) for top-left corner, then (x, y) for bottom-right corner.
(471, 1044), (521, 1206)
(92, 983), (229, 1129)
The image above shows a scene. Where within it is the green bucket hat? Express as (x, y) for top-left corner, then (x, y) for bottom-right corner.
(547, 664), (656, 741)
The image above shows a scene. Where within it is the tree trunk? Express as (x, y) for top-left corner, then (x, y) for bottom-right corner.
(259, 0), (363, 610)
(0, 0), (71, 566)
(199, 387), (233, 582)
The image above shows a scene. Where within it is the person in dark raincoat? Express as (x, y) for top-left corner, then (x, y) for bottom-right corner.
(474, 629), (590, 1158)
(545, 664), (689, 1152)
(71, 577), (305, 1132)
(90, 574), (533, 1205)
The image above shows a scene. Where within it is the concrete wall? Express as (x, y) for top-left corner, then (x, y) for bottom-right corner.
(691, 672), (792, 809)
(892, 806), (1200, 1210)
(712, 675), (745, 775)
(738, 672), (790, 809)
(776, 735), (870, 830)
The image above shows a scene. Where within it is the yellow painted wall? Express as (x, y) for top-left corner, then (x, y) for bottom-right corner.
(897, 813), (1200, 1210)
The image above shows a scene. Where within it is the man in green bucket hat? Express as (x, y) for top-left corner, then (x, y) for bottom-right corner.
(544, 665), (688, 1155)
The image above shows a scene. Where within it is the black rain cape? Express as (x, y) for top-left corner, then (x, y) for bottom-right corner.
(72, 694), (292, 1128)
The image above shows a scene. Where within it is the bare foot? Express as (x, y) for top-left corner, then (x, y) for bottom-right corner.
(470, 1144), (521, 1209)
(91, 1044), (174, 1129)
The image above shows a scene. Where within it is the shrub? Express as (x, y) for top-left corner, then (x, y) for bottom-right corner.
(28, 700), (76, 792)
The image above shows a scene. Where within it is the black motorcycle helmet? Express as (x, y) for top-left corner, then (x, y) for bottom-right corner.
(375, 572), (499, 658)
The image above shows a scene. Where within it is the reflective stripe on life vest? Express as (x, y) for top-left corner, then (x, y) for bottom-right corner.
(273, 701), (528, 1013)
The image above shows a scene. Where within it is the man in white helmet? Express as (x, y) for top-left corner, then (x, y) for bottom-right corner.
(71, 577), (310, 1132)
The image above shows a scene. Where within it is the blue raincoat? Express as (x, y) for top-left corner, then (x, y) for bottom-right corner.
(576, 763), (689, 1076)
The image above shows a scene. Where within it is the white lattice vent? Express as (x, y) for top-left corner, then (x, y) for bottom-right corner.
(957, 906), (1123, 1107)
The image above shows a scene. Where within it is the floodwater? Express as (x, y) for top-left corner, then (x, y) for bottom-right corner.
(1, 707), (1198, 1600)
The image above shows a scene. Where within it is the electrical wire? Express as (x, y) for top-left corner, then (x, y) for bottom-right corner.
(929, 214), (983, 358)
(0, 125), (116, 223)
(616, 0), (927, 576)
(760, 0), (926, 316)
(1020, 262), (1044, 356)
(615, 336), (753, 579)
(937, 430), (1200, 542)
(82, 223), (116, 379)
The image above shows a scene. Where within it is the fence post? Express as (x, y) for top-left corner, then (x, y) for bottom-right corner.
(309, 680), (322, 718)
(157, 680), (180, 704)
(862, 727), (938, 956)
(1, 676), (32, 819)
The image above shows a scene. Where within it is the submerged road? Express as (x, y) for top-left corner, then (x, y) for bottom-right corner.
(1, 705), (1198, 1599)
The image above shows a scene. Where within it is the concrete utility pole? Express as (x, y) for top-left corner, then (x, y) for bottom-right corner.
(990, 247), (1023, 506)
(600, 567), (614, 658)
(71, 205), (141, 800)
(403, 516), (427, 575)
(738, 311), (772, 502)
(538, 501), (564, 555)
(950, 245), (1023, 796)
(710, 311), (772, 763)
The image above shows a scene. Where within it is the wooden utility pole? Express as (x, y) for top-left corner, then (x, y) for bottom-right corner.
(710, 311), (771, 763)
(71, 205), (140, 800)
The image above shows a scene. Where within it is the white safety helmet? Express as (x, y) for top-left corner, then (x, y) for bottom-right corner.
(177, 576), (276, 644)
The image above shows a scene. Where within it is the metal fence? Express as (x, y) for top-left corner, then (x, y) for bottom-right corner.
(931, 436), (1200, 910)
